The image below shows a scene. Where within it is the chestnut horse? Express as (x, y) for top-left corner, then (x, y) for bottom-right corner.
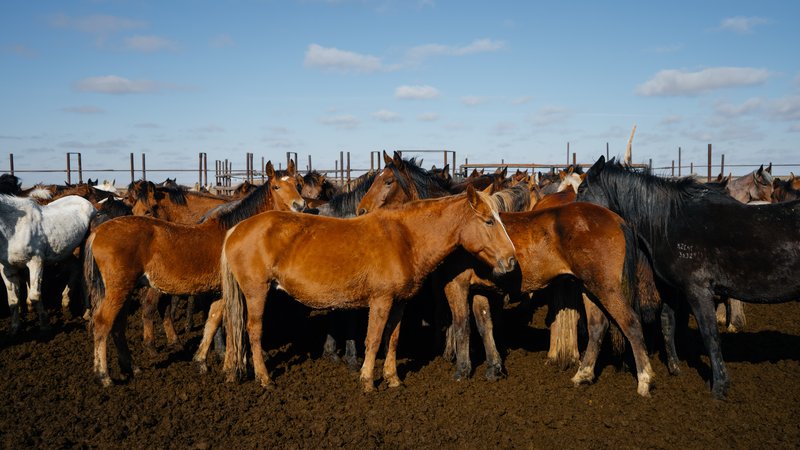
(222, 185), (517, 391)
(357, 164), (657, 396)
(86, 165), (306, 387)
(772, 173), (800, 202)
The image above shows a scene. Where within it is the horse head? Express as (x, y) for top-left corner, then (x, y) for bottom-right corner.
(356, 151), (421, 215)
(458, 184), (517, 276)
(265, 159), (306, 212)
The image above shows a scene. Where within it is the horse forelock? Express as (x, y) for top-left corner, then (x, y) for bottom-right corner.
(489, 183), (531, 213)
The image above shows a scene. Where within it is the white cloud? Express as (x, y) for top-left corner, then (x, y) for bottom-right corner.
(62, 105), (106, 114)
(395, 85), (440, 100)
(511, 96), (532, 105)
(50, 13), (146, 35)
(461, 96), (486, 106)
(714, 98), (762, 118)
(319, 114), (359, 129)
(124, 35), (179, 52)
(532, 106), (571, 126)
(718, 16), (768, 34)
(304, 44), (384, 73)
(660, 115), (683, 125)
(636, 67), (770, 96)
(72, 75), (179, 94)
(210, 34), (235, 49)
(766, 96), (800, 121)
(418, 112), (439, 121)
(372, 109), (401, 122)
(405, 38), (504, 63)
(789, 124), (800, 133)
(3, 43), (37, 57)
(192, 124), (225, 133)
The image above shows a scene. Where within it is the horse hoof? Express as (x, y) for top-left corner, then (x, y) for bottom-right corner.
(667, 361), (682, 376)
(360, 378), (376, 393)
(484, 364), (504, 382)
(386, 377), (403, 389)
(97, 375), (113, 388)
(344, 356), (361, 373)
(453, 365), (471, 382)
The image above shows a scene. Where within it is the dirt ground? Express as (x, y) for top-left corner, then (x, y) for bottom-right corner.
(1, 282), (799, 449)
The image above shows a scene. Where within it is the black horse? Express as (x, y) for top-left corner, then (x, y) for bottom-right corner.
(577, 156), (800, 398)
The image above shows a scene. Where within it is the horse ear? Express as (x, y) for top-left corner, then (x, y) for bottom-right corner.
(559, 170), (567, 180)
(383, 151), (393, 166)
(266, 161), (276, 178)
(500, 166), (507, 178)
(466, 184), (479, 208)
(482, 183), (493, 195)
(588, 155), (606, 175)
(567, 165), (574, 175)
(580, 173), (587, 182)
(442, 164), (449, 173)
(767, 163), (772, 174)
(287, 158), (296, 175)
(392, 151), (404, 168)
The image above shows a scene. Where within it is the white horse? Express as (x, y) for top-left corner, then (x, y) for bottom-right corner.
(0, 194), (96, 334)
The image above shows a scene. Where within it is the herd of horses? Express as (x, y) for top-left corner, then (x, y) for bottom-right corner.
(1, 152), (799, 400)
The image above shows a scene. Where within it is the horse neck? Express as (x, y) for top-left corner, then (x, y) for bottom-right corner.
(381, 197), (467, 275)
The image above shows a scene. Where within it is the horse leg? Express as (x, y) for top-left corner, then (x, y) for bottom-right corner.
(111, 303), (137, 380)
(342, 311), (360, 372)
(93, 288), (129, 387)
(161, 295), (181, 350)
(591, 289), (655, 397)
(1, 266), (23, 335)
(61, 257), (81, 311)
(382, 301), (407, 388)
(727, 298), (746, 332)
(571, 298), (608, 387)
(140, 288), (160, 353)
(243, 288), (271, 388)
(26, 258), (50, 332)
(185, 295), (195, 333)
(686, 290), (730, 399)
(443, 273), (471, 380)
(360, 298), (392, 392)
(473, 293), (504, 381)
(194, 299), (224, 373)
(660, 302), (682, 375)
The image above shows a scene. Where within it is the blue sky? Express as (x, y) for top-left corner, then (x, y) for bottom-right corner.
(1, 0), (798, 185)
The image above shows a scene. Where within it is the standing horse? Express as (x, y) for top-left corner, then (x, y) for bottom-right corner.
(1, 195), (96, 334)
(222, 186), (517, 391)
(772, 173), (800, 202)
(577, 156), (800, 398)
(357, 166), (657, 395)
(86, 166), (305, 386)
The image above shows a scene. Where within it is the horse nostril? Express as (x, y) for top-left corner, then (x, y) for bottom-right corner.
(357, 208), (367, 216)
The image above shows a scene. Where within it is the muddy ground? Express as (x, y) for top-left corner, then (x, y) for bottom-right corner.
(1, 281), (799, 449)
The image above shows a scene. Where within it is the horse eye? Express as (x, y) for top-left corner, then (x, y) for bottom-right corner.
(273, 185), (280, 190)
(485, 218), (494, 226)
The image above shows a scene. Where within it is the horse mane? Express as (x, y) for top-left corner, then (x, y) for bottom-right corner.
(490, 183), (531, 213)
(590, 158), (737, 240)
(216, 182), (274, 229)
(325, 171), (377, 217)
(157, 185), (188, 205)
(385, 157), (452, 199)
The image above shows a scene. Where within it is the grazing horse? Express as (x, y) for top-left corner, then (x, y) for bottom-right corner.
(1, 195), (96, 334)
(222, 186), (517, 391)
(577, 156), (800, 399)
(86, 167), (306, 387)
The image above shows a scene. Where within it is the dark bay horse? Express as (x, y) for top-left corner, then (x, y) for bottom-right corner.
(222, 186), (517, 391)
(86, 167), (306, 387)
(577, 155), (800, 398)
(772, 173), (800, 202)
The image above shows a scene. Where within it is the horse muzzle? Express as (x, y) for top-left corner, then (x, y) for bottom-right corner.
(292, 200), (307, 212)
(494, 256), (517, 275)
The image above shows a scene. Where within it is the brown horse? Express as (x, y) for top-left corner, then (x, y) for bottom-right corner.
(357, 160), (657, 395)
(714, 164), (773, 203)
(772, 173), (800, 202)
(86, 165), (306, 387)
(222, 185), (517, 391)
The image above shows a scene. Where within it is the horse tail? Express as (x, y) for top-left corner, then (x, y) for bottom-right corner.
(221, 239), (247, 382)
(82, 232), (104, 327)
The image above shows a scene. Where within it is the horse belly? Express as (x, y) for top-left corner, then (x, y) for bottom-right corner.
(273, 274), (371, 310)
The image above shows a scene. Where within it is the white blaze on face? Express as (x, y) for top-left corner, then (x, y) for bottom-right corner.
(492, 208), (516, 253)
(281, 176), (290, 181)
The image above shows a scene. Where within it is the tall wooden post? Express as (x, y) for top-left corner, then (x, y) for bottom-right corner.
(707, 143), (712, 182)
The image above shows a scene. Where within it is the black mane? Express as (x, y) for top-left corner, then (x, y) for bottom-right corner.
(216, 182), (274, 229)
(322, 172), (377, 217)
(385, 157), (452, 200)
